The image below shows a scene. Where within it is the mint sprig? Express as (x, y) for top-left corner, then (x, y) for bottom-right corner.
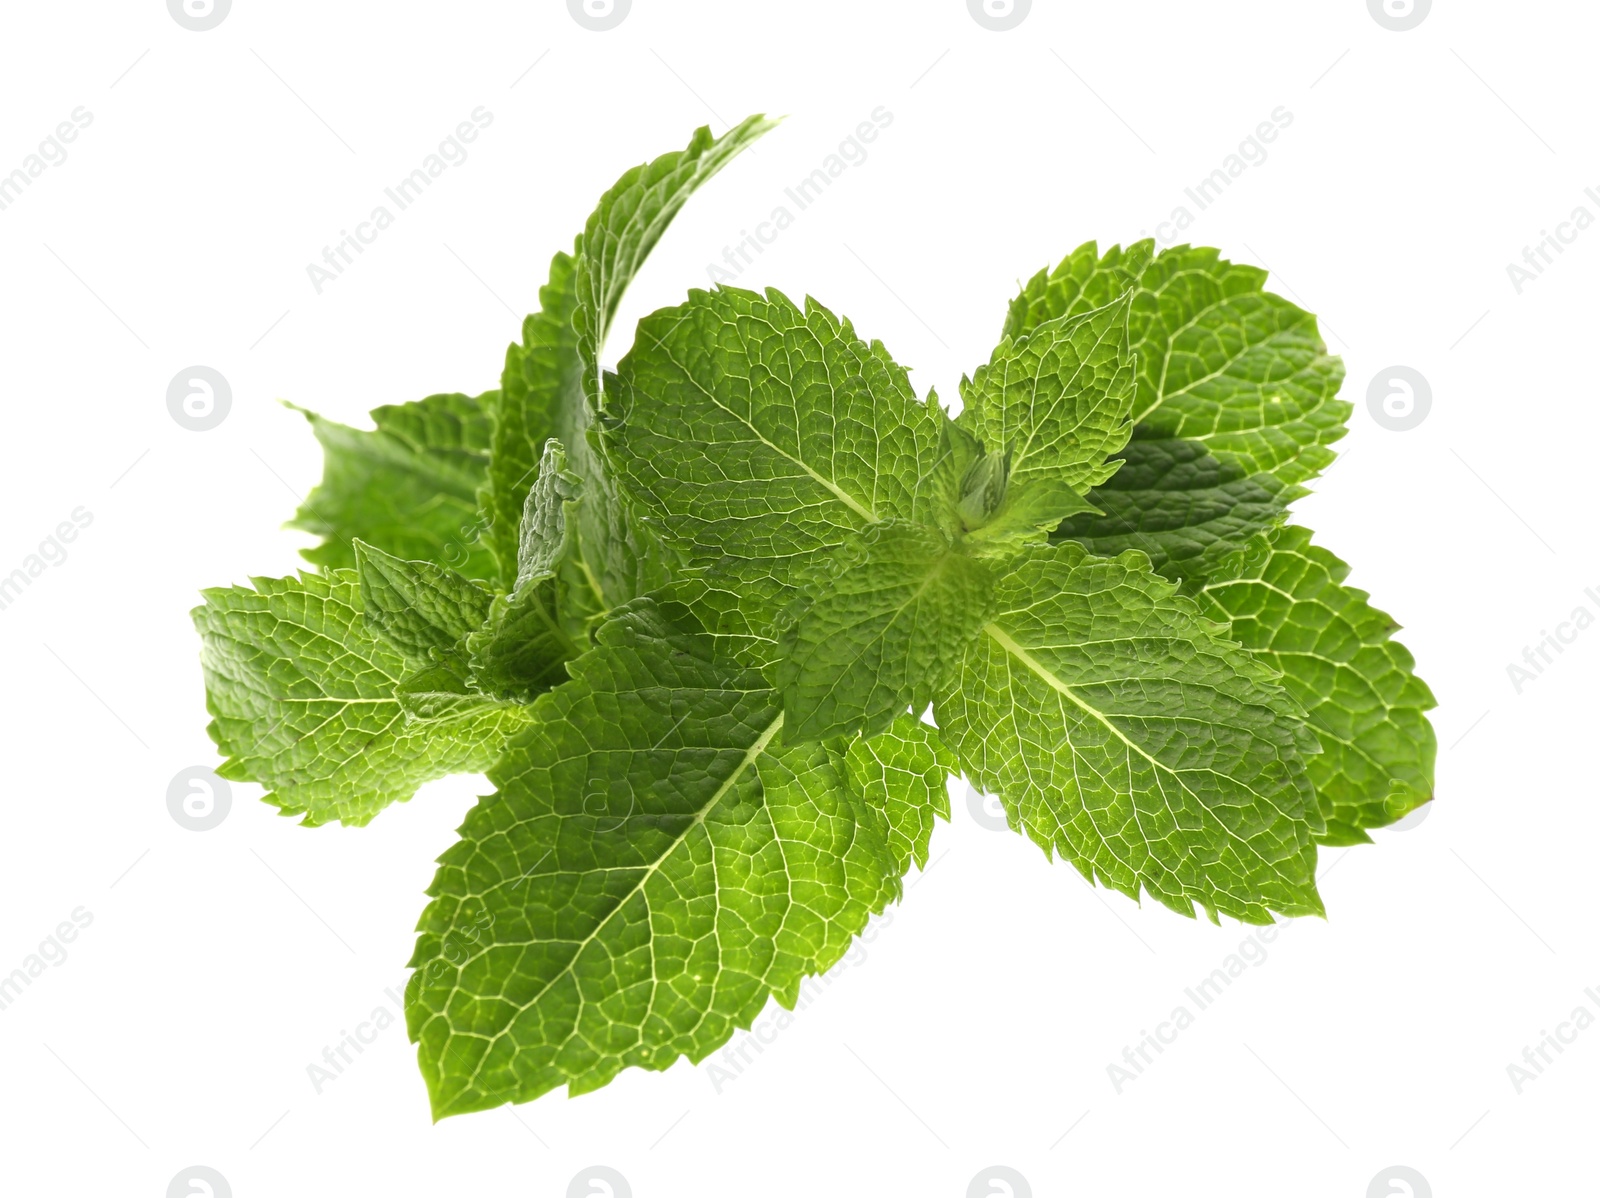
(191, 118), (1434, 1118)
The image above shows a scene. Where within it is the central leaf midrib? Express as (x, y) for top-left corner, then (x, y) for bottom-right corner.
(981, 620), (1298, 877)
(640, 323), (880, 526)
(489, 708), (787, 1035)
(981, 622), (1167, 773)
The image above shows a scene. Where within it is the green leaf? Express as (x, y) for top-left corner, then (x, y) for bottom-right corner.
(844, 714), (957, 877)
(1053, 434), (1301, 585)
(578, 115), (779, 413)
(948, 433), (1100, 555)
(406, 598), (905, 1117)
(192, 570), (529, 827)
(395, 664), (528, 725)
(466, 441), (587, 700)
(1196, 526), (1436, 844)
(1005, 241), (1348, 485)
(482, 250), (583, 585)
(482, 117), (777, 612)
(483, 247), (655, 629)
(288, 393), (498, 582)
(1006, 240), (1155, 337)
(511, 439), (582, 591)
(608, 285), (956, 636)
(462, 578), (576, 700)
(957, 295), (1135, 496)
(776, 520), (994, 743)
(353, 540), (494, 663)
(933, 542), (1324, 924)
(651, 562), (796, 675)
(955, 442), (1010, 528)
(964, 475), (1100, 555)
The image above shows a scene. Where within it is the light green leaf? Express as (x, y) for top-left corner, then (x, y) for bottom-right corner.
(288, 393), (498, 581)
(934, 542), (1324, 924)
(482, 249), (582, 585)
(608, 285), (956, 636)
(353, 540), (493, 663)
(406, 598), (903, 1117)
(1006, 240), (1156, 337)
(482, 117), (776, 614)
(395, 664), (527, 725)
(776, 520), (994, 743)
(1006, 241), (1348, 485)
(192, 570), (529, 827)
(954, 439), (1009, 529)
(946, 431), (1099, 554)
(577, 115), (779, 414)
(512, 439), (582, 591)
(1053, 434), (1301, 585)
(958, 295), (1135, 495)
(483, 247), (651, 630)
(1197, 526), (1436, 844)
(844, 714), (957, 876)
(965, 476), (1100, 554)
(466, 440), (588, 700)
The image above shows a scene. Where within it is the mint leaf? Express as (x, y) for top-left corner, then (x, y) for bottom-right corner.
(934, 542), (1323, 923)
(776, 520), (994, 742)
(944, 426), (1099, 555)
(844, 714), (957, 876)
(482, 250), (582, 584)
(484, 245), (657, 628)
(652, 563), (796, 675)
(957, 295), (1135, 496)
(289, 393), (497, 581)
(466, 443), (586, 700)
(511, 439), (582, 590)
(393, 664), (519, 723)
(954, 438), (1008, 528)
(963, 474), (1100, 554)
(1197, 527), (1436, 843)
(1053, 434), (1301, 584)
(483, 117), (777, 615)
(193, 570), (529, 826)
(467, 585), (571, 695)
(577, 115), (779, 412)
(1006, 242), (1348, 485)
(406, 598), (901, 1117)
(353, 540), (493, 663)
(1006, 239), (1157, 336)
(608, 285), (955, 635)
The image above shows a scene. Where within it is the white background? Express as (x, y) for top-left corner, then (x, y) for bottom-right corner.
(0, 1), (1594, 1195)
